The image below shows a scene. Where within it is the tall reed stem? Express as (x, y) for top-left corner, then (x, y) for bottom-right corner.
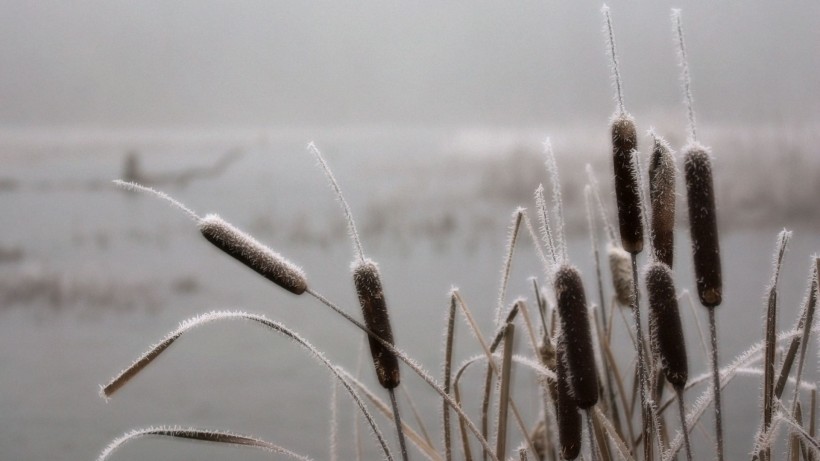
(675, 388), (693, 461)
(630, 255), (652, 461)
(708, 309), (724, 461)
(389, 388), (410, 461)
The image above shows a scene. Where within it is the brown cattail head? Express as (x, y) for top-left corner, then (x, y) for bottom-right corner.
(352, 259), (400, 389)
(611, 114), (644, 254)
(555, 339), (582, 460)
(649, 135), (676, 267)
(683, 145), (722, 307)
(199, 214), (307, 295)
(608, 244), (633, 306)
(554, 265), (599, 409)
(646, 263), (688, 389)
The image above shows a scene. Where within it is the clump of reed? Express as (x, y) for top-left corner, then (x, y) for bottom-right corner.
(97, 6), (819, 461)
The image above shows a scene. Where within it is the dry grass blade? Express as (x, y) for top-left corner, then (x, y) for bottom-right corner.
(596, 312), (636, 448)
(661, 323), (820, 461)
(760, 230), (791, 459)
(593, 406), (636, 461)
(307, 289), (502, 461)
(443, 292), (458, 461)
(496, 209), (525, 327)
(341, 369), (443, 461)
(788, 260), (818, 414)
(98, 427), (313, 461)
(100, 311), (395, 461)
(496, 323), (515, 459)
(452, 292), (538, 458)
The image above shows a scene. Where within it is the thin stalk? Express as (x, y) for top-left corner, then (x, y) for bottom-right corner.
(587, 187), (622, 440)
(586, 410), (600, 461)
(629, 254), (652, 461)
(443, 292), (458, 461)
(390, 388), (410, 461)
(675, 388), (692, 461)
(330, 380), (339, 461)
(402, 385), (435, 450)
(597, 317), (636, 447)
(680, 290), (709, 363)
(496, 323), (515, 460)
(341, 370), (441, 461)
(708, 308), (724, 461)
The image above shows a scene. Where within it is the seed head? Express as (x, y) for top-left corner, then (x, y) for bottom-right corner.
(199, 214), (307, 295)
(646, 263), (688, 388)
(608, 244), (633, 306)
(683, 145), (722, 307)
(554, 266), (599, 409)
(352, 259), (400, 389)
(611, 114), (644, 254)
(555, 340), (582, 460)
(649, 135), (676, 267)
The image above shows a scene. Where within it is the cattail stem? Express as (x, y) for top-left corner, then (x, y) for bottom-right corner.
(708, 308), (724, 461)
(544, 140), (568, 263)
(672, 10), (697, 144)
(496, 323), (515, 460)
(389, 388), (410, 461)
(586, 410), (599, 461)
(443, 293), (457, 461)
(629, 254), (653, 461)
(675, 388), (693, 461)
(307, 142), (366, 263)
(602, 5), (625, 115)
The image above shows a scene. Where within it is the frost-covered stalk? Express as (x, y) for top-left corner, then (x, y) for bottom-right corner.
(602, 6), (653, 457)
(673, 10), (725, 460)
(308, 142), (407, 461)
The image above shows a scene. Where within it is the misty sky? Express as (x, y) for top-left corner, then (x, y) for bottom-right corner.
(1, 1), (818, 128)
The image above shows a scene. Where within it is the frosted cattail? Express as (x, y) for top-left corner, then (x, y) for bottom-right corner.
(683, 146), (722, 307)
(608, 244), (633, 306)
(555, 340), (582, 460)
(649, 134), (676, 267)
(610, 115), (644, 255)
(352, 259), (400, 389)
(646, 263), (688, 388)
(199, 214), (307, 295)
(554, 266), (599, 409)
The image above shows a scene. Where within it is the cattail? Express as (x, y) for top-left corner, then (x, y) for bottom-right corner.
(555, 340), (582, 460)
(683, 146), (722, 307)
(352, 259), (400, 389)
(646, 263), (688, 388)
(649, 134), (676, 267)
(554, 266), (599, 409)
(611, 114), (644, 254)
(608, 244), (633, 306)
(199, 214), (308, 295)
